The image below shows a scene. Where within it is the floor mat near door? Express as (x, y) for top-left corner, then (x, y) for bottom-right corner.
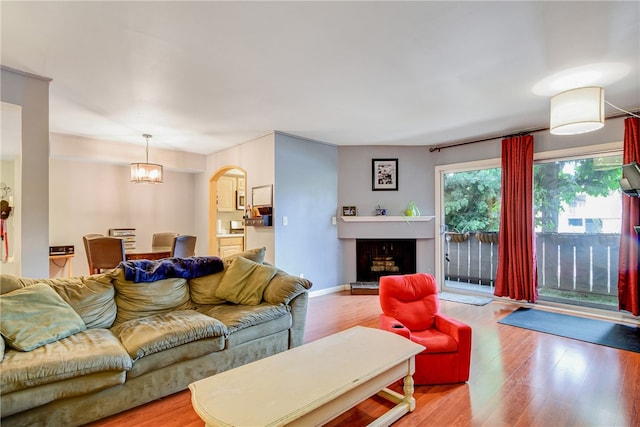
(499, 307), (640, 353)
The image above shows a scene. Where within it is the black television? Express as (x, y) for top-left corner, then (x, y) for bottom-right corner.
(620, 162), (640, 198)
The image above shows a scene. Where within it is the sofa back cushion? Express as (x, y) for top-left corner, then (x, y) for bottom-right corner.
(112, 269), (193, 326)
(50, 275), (117, 329)
(189, 268), (228, 305)
(0, 283), (87, 351)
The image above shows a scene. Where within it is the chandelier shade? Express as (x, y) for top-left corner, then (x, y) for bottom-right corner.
(550, 87), (605, 135)
(130, 134), (163, 183)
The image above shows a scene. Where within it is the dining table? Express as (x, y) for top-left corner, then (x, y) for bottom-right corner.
(125, 247), (171, 261)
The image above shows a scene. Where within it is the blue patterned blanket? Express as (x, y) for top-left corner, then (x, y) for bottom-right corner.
(118, 256), (224, 282)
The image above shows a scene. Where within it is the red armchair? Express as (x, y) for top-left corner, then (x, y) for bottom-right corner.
(379, 273), (472, 385)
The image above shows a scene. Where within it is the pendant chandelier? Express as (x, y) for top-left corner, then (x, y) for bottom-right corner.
(130, 133), (163, 183)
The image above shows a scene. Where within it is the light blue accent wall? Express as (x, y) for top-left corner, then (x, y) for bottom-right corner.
(274, 133), (341, 291)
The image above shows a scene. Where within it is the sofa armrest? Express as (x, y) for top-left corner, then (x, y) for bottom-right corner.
(262, 270), (312, 349)
(262, 270), (312, 305)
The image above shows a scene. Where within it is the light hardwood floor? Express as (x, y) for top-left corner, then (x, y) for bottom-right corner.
(89, 291), (640, 427)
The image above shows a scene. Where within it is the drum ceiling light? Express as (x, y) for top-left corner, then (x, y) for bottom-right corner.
(550, 86), (605, 135)
(130, 134), (163, 183)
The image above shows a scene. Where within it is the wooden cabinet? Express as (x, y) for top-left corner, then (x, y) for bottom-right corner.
(217, 176), (235, 212)
(218, 175), (246, 212)
(218, 236), (244, 258)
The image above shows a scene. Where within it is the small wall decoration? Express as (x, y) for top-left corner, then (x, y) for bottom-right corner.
(342, 206), (357, 216)
(372, 158), (398, 191)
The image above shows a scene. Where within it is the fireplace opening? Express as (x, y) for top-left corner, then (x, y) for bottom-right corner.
(356, 239), (417, 282)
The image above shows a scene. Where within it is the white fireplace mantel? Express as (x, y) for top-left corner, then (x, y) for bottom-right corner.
(338, 215), (435, 239)
(340, 215), (434, 223)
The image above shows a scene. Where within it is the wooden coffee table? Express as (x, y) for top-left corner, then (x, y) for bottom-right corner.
(189, 326), (425, 426)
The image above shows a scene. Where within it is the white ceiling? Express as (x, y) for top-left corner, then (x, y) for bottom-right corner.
(2, 1), (639, 155)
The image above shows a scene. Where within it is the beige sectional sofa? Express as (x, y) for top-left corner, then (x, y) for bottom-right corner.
(0, 248), (312, 426)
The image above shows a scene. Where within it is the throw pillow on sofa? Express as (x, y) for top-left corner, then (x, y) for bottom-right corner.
(0, 283), (86, 351)
(223, 246), (267, 264)
(215, 256), (278, 305)
(189, 247), (267, 305)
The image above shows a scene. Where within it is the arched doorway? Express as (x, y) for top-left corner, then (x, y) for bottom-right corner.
(208, 166), (247, 255)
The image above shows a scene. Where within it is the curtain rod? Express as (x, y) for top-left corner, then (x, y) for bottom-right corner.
(428, 111), (637, 153)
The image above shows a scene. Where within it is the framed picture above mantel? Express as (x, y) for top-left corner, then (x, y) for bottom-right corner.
(372, 158), (398, 191)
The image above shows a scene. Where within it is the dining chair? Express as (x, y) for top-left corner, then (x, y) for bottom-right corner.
(171, 235), (197, 258)
(152, 232), (179, 251)
(86, 236), (126, 274)
(82, 233), (103, 271)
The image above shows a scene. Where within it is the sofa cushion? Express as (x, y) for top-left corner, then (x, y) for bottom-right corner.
(1, 370), (126, 418)
(189, 267), (228, 305)
(197, 303), (289, 334)
(112, 269), (193, 325)
(215, 256), (278, 305)
(50, 275), (117, 329)
(126, 336), (226, 379)
(0, 328), (131, 394)
(110, 310), (228, 361)
(0, 283), (87, 351)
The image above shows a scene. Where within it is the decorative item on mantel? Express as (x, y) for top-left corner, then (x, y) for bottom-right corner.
(375, 205), (387, 216)
(342, 206), (357, 216)
(402, 201), (420, 221)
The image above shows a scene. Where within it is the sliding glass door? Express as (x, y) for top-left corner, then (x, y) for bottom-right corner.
(441, 166), (501, 294)
(439, 148), (623, 311)
(534, 154), (622, 309)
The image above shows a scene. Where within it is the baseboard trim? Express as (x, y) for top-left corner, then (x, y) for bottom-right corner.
(309, 284), (350, 298)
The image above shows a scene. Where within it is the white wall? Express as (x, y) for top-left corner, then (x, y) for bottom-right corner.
(45, 133), (204, 277)
(49, 158), (197, 277)
(200, 133), (276, 264)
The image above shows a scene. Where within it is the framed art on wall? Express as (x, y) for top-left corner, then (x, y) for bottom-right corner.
(342, 206), (357, 216)
(372, 158), (398, 191)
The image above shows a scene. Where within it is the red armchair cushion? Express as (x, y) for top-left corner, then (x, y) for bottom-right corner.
(410, 329), (458, 353)
(379, 274), (439, 331)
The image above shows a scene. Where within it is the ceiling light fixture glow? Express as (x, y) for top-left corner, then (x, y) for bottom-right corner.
(532, 62), (630, 96)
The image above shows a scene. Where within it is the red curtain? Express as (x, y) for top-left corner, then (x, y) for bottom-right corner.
(618, 117), (640, 316)
(495, 135), (538, 302)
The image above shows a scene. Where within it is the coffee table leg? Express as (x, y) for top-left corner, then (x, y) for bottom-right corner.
(402, 372), (416, 412)
(371, 369), (417, 426)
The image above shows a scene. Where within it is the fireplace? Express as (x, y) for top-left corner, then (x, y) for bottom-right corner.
(356, 239), (417, 282)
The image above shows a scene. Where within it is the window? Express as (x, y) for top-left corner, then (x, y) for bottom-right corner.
(438, 146), (623, 311)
